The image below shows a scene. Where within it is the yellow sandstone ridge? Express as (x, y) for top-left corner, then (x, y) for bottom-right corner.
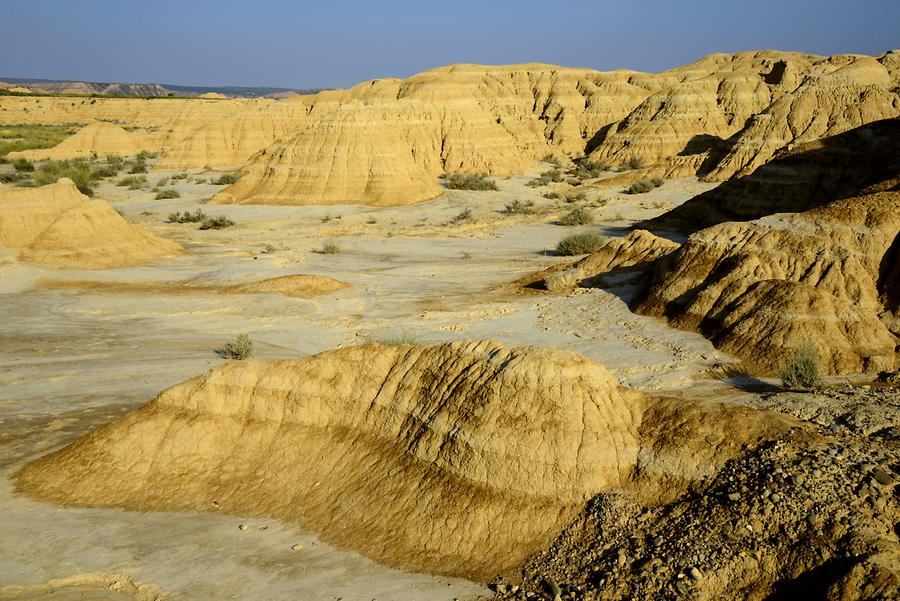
(15, 341), (794, 579)
(8, 122), (154, 161)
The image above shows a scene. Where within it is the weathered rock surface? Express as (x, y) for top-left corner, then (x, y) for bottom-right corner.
(15, 341), (793, 579)
(644, 118), (900, 233)
(0, 179), (182, 268)
(637, 190), (900, 375)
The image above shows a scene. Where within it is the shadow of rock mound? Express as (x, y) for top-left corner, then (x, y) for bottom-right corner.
(0, 179), (182, 268)
(642, 119), (900, 234)
(14, 341), (794, 580)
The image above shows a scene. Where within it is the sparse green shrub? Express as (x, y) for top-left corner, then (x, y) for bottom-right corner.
(502, 200), (535, 215)
(106, 155), (124, 171)
(171, 172), (189, 180)
(12, 158), (33, 172)
(543, 191), (560, 199)
(154, 188), (180, 199)
(527, 168), (564, 187)
(366, 217), (377, 224)
(136, 150), (159, 160)
(559, 206), (593, 226)
(623, 156), (645, 170)
(376, 332), (419, 345)
(0, 171), (30, 184)
(778, 341), (823, 389)
(319, 240), (341, 254)
(649, 175), (665, 187)
(156, 177), (169, 187)
(542, 154), (562, 167)
(442, 172), (498, 191)
(567, 191), (587, 203)
(452, 207), (473, 222)
(199, 215), (235, 230)
(626, 179), (656, 194)
(117, 175), (148, 190)
(167, 209), (206, 223)
(34, 159), (98, 195)
(222, 334), (253, 360)
(556, 232), (607, 256)
(213, 173), (241, 185)
(573, 159), (608, 179)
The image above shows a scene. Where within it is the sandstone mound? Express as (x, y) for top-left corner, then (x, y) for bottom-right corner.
(543, 230), (678, 292)
(0, 179), (182, 268)
(636, 191), (900, 375)
(15, 341), (793, 579)
(228, 274), (350, 297)
(8, 122), (155, 161)
(643, 119), (900, 233)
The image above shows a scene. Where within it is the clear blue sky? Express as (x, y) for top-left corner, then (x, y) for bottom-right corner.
(1, 0), (897, 89)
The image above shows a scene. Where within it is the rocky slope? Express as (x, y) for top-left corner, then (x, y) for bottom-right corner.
(8, 122), (154, 161)
(0, 179), (182, 268)
(15, 341), (794, 580)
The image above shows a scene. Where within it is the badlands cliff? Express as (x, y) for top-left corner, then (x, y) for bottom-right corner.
(15, 341), (794, 579)
(2, 50), (897, 206)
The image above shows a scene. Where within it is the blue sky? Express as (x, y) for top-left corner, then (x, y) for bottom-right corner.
(1, 0), (897, 89)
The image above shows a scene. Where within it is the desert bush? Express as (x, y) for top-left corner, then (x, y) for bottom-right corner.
(319, 240), (341, 254)
(442, 172), (498, 191)
(649, 175), (665, 187)
(376, 332), (419, 345)
(12, 158), (33, 172)
(154, 188), (180, 199)
(556, 231), (607, 256)
(136, 150), (159, 160)
(34, 159), (98, 195)
(0, 171), (30, 184)
(623, 156), (645, 170)
(452, 207), (473, 222)
(527, 168), (564, 187)
(199, 215), (235, 230)
(222, 334), (253, 360)
(167, 209), (206, 223)
(213, 173), (241, 185)
(559, 206), (593, 226)
(117, 175), (148, 190)
(106, 155), (124, 171)
(626, 179), (656, 194)
(573, 159), (608, 179)
(502, 199), (535, 215)
(156, 177), (169, 187)
(171, 171), (189, 180)
(567, 191), (587, 203)
(543, 191), (560, 199)
(778, 341), (823, 389)
(542, 154), (562, 167)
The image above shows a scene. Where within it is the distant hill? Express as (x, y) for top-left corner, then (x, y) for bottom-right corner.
(0, 77), (325, 98)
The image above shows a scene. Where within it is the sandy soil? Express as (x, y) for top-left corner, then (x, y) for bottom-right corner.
(0, 168), (733, 600)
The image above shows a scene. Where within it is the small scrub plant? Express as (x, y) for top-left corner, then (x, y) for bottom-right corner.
(199, 215), (235, 230)
(154, 188), (180, 199)
(623, 156), (645, 170)
(559, 206), (593, 226)
(117, 175), (149, 190)
(319, 240), (341, 254)
(34, 159), (98, 195)
(171, 172), (189, 180)
(502, 199), (535, 215)
(573, 159), (608, 179)
(366, 217), (378, 225)
(213, 173), (241, 185)
(542, 153), (562, 167)
(12, 158), (33, 172)
(527, 168), (564, 187)
(556, 231), (607, 256)
(452, 207), (473, 223)
(222, 333), (254, 360)
(156, 177), (170, 187)
(442, 172), (498, 191)
(778, 341), (823, 390)
(567, 191), (587, 203)
(167, 209), (207, 223)
(376, 332), (419, 345)
(625, 177), (664, 194)
(543, 191), (560, 200)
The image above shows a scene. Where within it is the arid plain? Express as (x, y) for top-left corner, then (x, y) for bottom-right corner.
(1, 50), (899, 600)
